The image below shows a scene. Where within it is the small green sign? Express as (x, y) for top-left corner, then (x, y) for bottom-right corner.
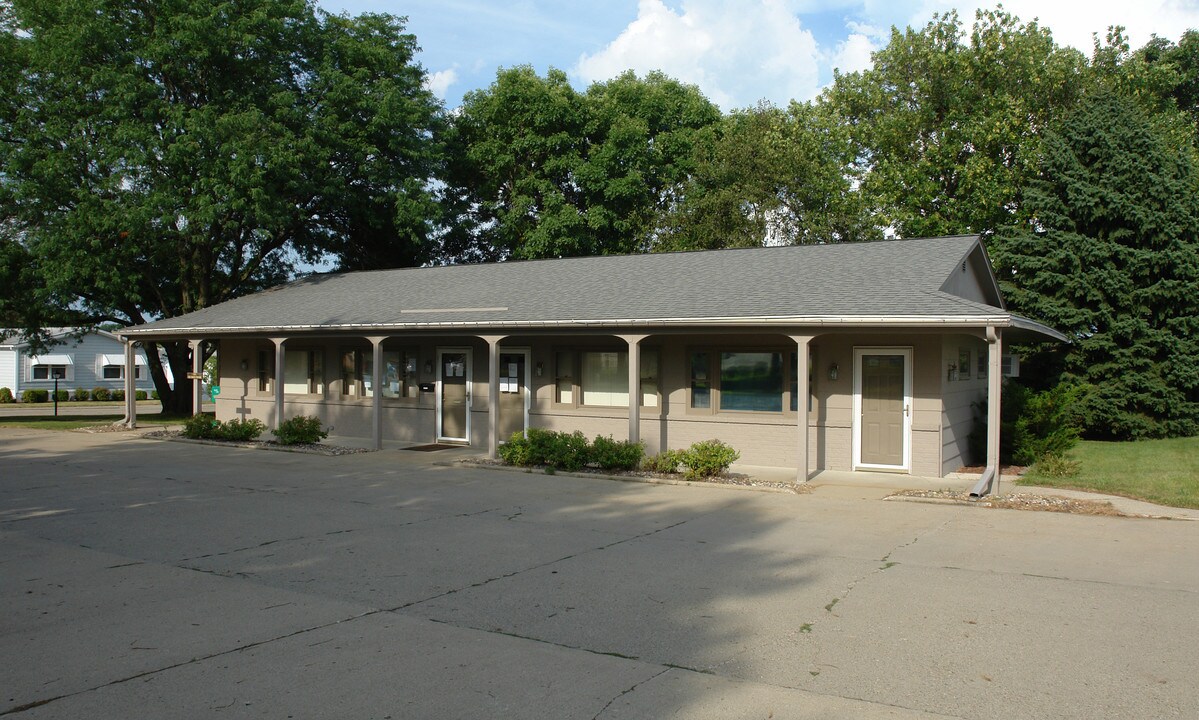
(210, 386), (221, 399)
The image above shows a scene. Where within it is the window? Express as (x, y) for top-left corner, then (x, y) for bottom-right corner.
(958, 348), (972, 380)
(284, 349), (323, 395)
(556, 348), (659, 408)
(341, 348), (364, 397)
(691, 346), (805, 415)
(100, 364), (142, 380)
(364, 349), (418, 400)
(789, 349), (815, 413)
(31, 365), (70, 381)
(257, 350), (272, 392)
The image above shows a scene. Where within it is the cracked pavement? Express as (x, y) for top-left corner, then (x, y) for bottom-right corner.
(2, 428), (1197, 719)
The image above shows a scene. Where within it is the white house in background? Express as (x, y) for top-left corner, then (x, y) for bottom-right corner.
(0, 328), (171, 398)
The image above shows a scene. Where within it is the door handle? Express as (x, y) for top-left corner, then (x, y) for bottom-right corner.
(904, 404), (910, 417)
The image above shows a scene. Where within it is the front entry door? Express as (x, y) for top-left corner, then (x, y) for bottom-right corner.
(438, 349), (471, 443)
(497, 350), (529, 440)
(854, 348), (911, 470)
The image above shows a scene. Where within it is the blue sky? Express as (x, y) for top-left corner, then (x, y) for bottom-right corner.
(320, 1), (1199, 110)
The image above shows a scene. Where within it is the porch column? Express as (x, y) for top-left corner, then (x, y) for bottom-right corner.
(271, 337), (286, 431)
(792, 334), (813, 482)
(124, 339), (137, 429)
(622, 334), (647, 444)
(190, 339), (204, 416)
(482, 336), (505, 459)
(986, 326), (1003, 495)
(368, 337), (385, 451)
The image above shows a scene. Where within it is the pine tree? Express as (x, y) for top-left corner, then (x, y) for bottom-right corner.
(994, 92), (1199, 439)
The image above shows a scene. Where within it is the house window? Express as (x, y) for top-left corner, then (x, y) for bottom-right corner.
(284, 349), (324, 395)
(341, 348), (364, 397)
(100, 364), (142, 380)
(364, 349), (418, 400)
(257, 350), (272, 392)
(720, 352), (783, 412)
(31, 365), (70, 381)
(958, 348), (972, 380)
(556, 349), (659, 408)
(691, 347), (801, 415)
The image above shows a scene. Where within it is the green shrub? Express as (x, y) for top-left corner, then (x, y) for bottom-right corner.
(1034, 452), (1080, 478)
(547, 430), (590, 471)
(273, 414), (328, 445)
(91, 387), (111, 401)
(112, 389), (125, 401)
(0, 387), (13, 403)
(969, 380), (1083, 466)
(74, 388), (89, 401)
(590, 435), (644, 471)
(217, 418), (266, 441)
(135, 390), (147, 401)
(53, 389), (69, 402)
(523, 427), (558, 466)
(182, 414), (220, 439)
(499, 431), (535, 466)
(21, 389), (49, 403)
(642, 449), (684, 473)
(151, 390), (160, 400)
(680, 439), (740, 480)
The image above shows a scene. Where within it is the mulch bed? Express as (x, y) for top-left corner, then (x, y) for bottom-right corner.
(890, 488), (1124, 516)
(142, 429), (370, 456)
(464, 458), (810, 494)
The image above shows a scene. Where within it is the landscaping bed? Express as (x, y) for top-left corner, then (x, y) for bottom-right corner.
(889, 488), (1124, 516)
(144, 428), (369, 456)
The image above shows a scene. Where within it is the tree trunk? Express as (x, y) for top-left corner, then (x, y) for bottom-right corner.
(146, 340), (194, 416)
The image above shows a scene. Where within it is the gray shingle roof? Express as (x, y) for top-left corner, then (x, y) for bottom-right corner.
(125, 236), (1057, 337)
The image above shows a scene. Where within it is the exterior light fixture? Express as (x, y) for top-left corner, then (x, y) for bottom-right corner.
(828, 363), (838, 381)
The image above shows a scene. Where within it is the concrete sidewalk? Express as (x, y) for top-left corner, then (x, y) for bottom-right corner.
(3, 428), (1197, 719)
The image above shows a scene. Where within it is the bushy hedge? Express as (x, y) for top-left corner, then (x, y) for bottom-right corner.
(181, 414), (266, 441)
(112, 389), (125, 401)
(151, 390), (160, 400)
(135, 390), (147, 401)
(53, 389), (69, 402)
(273, 415), (328, 445)
(970, 381), (1082, 467)
(21, 389), (49, 403)
(91, 387), (111, 401)
(499, 431), (739, 479)
(74, 388), (89, 401)
(0, 387), (13, 403)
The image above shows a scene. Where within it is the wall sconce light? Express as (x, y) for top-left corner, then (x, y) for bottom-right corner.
(424, 360), (433, 375)
(828, 363), (838, 381)
(535, 362), (544, 377)
(240, 359), (249, 371)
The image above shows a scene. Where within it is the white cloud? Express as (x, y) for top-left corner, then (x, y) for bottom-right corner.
(424, 68), (458, 100)
(828, 32), (876, 75)
(573, 0), (821, 109)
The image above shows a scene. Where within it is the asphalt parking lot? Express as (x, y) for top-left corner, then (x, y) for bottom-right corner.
(2, 428), (1197, 719)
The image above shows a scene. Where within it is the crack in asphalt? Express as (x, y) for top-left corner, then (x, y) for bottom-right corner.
(591, 667), (671, 719)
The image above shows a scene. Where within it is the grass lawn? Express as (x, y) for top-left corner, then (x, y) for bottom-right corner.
(0, 415), (186, 431)
(1019, 436), (1199, 509)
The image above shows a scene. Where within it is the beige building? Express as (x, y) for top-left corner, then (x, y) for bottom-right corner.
(119, 235), (1064, 491)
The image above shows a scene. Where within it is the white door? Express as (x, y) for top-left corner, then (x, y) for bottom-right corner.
(853, 348), (912, 471)
(437, 348), (472, 443)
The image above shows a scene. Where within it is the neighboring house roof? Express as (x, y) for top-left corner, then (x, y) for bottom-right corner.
(122, 235), (1066, 341)
(0, 327), (123, 349)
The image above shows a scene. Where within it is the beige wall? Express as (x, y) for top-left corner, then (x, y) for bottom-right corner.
(214, 330), (971, 477)
(940, 334), (989, 475)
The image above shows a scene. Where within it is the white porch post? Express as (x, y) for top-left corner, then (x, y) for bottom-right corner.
(271, 337), (286, 431)
(623, 335), (647, 444)
(368, 337), (385, 451)
(483, 336), (504, 459)
(986, 326), (1003, 495)
(124, 339), (137, 428)
(190, 339), (204, 416)
(792, 334), (813, 482)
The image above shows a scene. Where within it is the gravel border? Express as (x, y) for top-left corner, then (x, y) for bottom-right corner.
(461, 459), (810, 494)
(141, 429), (371, 456)
(887, 488), (1130, 516)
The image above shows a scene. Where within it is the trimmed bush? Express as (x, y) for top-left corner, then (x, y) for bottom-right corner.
(53, 389), (69, 402)
(135, 390), (147, 401)
(680, 439), (740, 480)
(969, 380), (1083, 466)
(91, 387), (111, 401)
(181, 414), (221, 439)
(273, 414), (328, 445)
(590, 435), (644, 471)
(545, 430), (590, 471)
(0, 387), (13, 403)
(642, 449), (684, 474)
(499, 431), (536, 466)
(151, 390), (160, 400)
(74, 388), (90, 401)
(112, 389), (125, 401)
(21, 389), (49, 403)
(217, 418), (266, 441)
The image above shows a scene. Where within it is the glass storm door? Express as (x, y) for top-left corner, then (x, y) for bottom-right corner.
(497, 350), (529, 440)
(438, 349), (471, 442)
(855, 349), (911, 469)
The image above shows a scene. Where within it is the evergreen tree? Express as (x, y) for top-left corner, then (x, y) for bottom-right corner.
(994, 92), (1199, 439)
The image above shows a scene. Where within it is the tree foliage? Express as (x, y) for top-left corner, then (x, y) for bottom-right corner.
(0, 0), (442, 411)
(993, 92), (1199, 439)
(825, 8), (1088, 238)
(654, 101), (878, 251)
(440, 67), (720, 261)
